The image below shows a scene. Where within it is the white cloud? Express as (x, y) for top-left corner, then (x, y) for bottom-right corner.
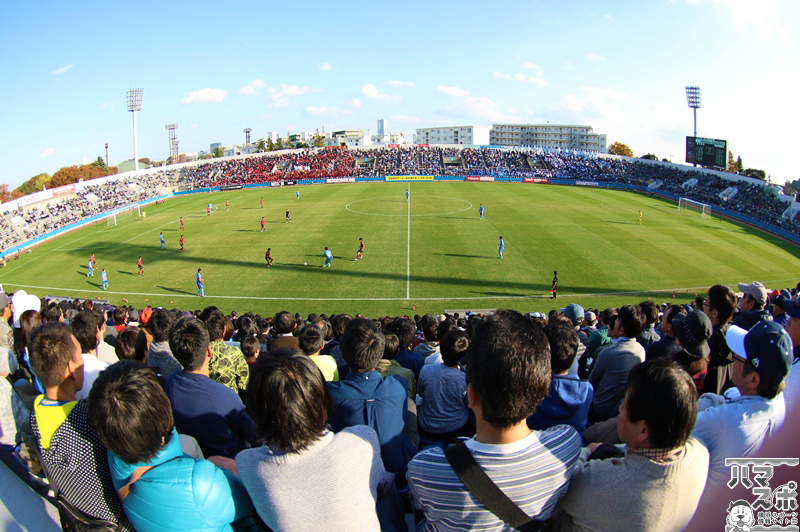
(441, 96), (521, 123)
(547, 86), (629, 119)
(521, 62), (540, 70)
(691, 0), (782, 39)
(438, 85), (471, 98)
(239, 79), (265, 96)
(388, 80), (415, 87)
(51, 64), (73, 76)
(361, 83), (402, 104)
(265, 84), (321, 108)
(587, 52), (606, 63)
(604, 13), (615, 22)
(389, 114), (420, 123)
(98, 102), (112, 110)
(181, 88), (227, 104)
(191, 123), (201, 129)
(495, 71), (548, 86)
(39, 148), (55, 158)
(346, 98), (362, 108)
(305, 106), (353, 116)
(319, 62), (334, 72)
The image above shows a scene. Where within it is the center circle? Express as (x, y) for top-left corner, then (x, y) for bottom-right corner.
(345, 196), (473, 217)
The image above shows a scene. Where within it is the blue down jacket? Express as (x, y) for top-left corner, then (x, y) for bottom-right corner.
(108, 428), (253, 531)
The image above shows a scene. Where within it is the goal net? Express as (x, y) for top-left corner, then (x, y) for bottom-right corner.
(678, 198), (712, 219)
(105, 208), (136, 227)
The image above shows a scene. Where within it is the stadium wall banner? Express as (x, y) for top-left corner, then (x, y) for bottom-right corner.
(219, 185), (244, 191)
(18, 189), (54, 207)
(52, 184), (76, 196)
(326, 177), (355, 183)
(385, 175), (434, 181)
(387, 144), (400, 149)
(465, 176), (481, 182)
(415, 144), (429, 148)
(575, 180), (599, 187)
(284, 180), (297, 186)
(270, 182), (282, 187)
(480, 176), (495, 182)
(523, 178), (550, 184)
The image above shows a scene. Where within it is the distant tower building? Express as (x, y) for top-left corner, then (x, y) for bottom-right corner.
(165, 124), (179, 164)
(377, 119), (387, 138)
(244, 128), (252, 146)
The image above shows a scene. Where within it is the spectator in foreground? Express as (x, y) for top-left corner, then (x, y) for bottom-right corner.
(528, 321), (593, 440)
(327, 318), (418, 487)
(554, 360), (709, 531)
(408, 310), (582, 529)
(589, 304), (646, 421)
(691, 321), (792, 503)
(70, 310), (109, 400)
(376, 331), (415, 399)
(237, 351), (404, 531)
(390, 317), (425, 379)
(700, 284), (737, 395)
(417, 330), (472, 438)
(298, 324), (338, 381)
(146, 308), (181, 378)
(28, 322), (129, 528)
(204, 309), (249, 394)
(637, 300), (661, 349)
(165, 317), (257, 458)
(267, 310), (299, 351)
(88, 361), (254, 531)
(732, 281), (772, 330)
(670, 310), (712, 392)
(645, 304), (686, 361)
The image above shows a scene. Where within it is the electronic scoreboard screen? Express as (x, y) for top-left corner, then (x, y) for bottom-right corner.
(686, 136), (727, 168)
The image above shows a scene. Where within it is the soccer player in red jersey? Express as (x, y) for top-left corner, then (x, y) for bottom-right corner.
(260, 217), (266, 232)
(179, 217), (184, 230)
(179, 235), (184, 252)
(356, 238), (365, 260)
(265, 248), (273, 268)
(137, 256), (144, 276)
(260, 197), (264, 209)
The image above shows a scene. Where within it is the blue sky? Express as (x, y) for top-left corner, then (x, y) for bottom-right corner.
(1, 0), (797, 188)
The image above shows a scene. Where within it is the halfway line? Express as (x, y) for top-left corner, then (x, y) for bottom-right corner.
(406, 183), (411, 300)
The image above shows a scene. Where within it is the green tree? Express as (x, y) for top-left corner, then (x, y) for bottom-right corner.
(742, 168), (766, 180)
(312, 132), (325, 147)
(255, 139), (266, 153)
(295, 141), (309, 149)
(275, 138), (284, 150)
(18, 173), (51, 195)
(640, 153), (658, 160)
(609, 141), (633, 157)
(91, 156), (107, 169)
(0, 184), (12, 203)
(736, 156), (743, 173)
(266, 138), (275, 151)
(213, 147), (224, 158)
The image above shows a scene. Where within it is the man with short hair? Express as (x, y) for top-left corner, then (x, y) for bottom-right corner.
(528, 321), (593, 439)
(578, 311), (597, 347)
(391, 317), (426, 379)
(298, 324), (338, 381)
(581, 307), (615, 378)
(147, 308), (182, 378)
(691, 321), (792, 503)
(328, 318), (417, 486)
(732, 281), (772, 330)
(408, 310), (581, 529)
(70, 310), (110, 400)
(93, 311), (119, 365)
(413, 314), (440, 360)
(28, 322), (130, 528)
(560, 304), (587, 365)
(589, 304), (646, 421)
(165, 318), (256, 458)
(204, 309), (249, 395)
(700, 284), (738, 396)
(637, 300), (660, 348)
(555, 360), (709, 531)
(646, 304), (686, 361)
(267, 310), (300, 351)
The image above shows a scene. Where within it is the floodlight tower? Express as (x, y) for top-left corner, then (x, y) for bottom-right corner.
(244, 128), (252, 146)
(166, 124), (179, 164)
(685, 85), (701, 138)
(127, 88), (144, 171)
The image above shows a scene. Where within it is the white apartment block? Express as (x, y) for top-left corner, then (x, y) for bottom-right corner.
(490, 124), (607, 152)
(413, 125), (490, 146)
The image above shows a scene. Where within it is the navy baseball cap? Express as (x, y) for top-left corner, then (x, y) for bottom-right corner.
(782, 298), (800, 319)
(673, 310), (712, 359)
(726, 321), (793, 384)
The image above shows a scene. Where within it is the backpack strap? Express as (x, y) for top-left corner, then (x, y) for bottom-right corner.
(444, 441), (541, 531)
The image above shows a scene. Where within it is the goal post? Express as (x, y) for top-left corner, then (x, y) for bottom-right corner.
(678, 197), (712, 219)
(105, 207), (135, 227)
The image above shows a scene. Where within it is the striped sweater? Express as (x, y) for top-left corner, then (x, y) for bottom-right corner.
(407, 425), (582, 531)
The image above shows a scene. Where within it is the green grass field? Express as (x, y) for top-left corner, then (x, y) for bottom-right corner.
(1, 182), (797, 317)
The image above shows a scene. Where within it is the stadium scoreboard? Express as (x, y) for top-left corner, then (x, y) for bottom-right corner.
(685, 136), (727, 168)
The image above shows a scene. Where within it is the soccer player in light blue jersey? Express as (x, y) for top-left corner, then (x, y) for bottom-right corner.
(101, 269), (108, 290)
(296, 190), (300, 200)
(479, 204), (484, 219)
(406, 189), (409, 202)
(196, 268), (204, 297)
(499, 236), (504, 259)
(323, 247), (332, 267)
(159, 232), (166, 250)
(87, 260), (94, 277)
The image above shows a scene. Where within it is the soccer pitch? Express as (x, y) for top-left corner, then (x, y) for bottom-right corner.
(1, 182), (797, 317)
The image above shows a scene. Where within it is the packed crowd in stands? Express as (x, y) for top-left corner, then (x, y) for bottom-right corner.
(0, 279), (798, 530)
(1, 146), (798, 257)
(0, 172), (176, 252)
